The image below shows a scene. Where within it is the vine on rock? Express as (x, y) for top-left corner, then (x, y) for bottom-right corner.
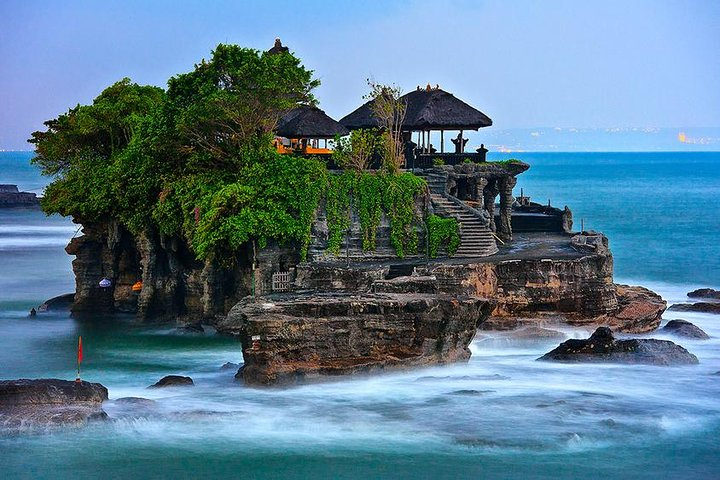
(426, 214), (460, 258)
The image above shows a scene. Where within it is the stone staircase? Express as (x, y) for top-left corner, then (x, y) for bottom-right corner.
(420, 169), (498, 258)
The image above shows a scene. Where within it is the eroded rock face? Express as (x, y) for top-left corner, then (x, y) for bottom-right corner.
(217, 293), (492, 386)
(661, 320), (710, 339)
(573, 285), (666, 334)
(66, 220), (266, 323)
(0, 379), (108, 432)
(538, 327), (699, 366)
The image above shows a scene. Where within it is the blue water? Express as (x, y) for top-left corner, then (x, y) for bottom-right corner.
(1, 151), (719, 479)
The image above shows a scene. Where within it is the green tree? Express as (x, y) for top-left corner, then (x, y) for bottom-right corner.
(166, 44), (320, 169)
(29, 78), (165, 176)
(366, 81), (406, 175)
(331, 128), (381, 172)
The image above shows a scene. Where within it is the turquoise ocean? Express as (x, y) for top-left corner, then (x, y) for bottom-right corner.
(1, 150), (719, 479)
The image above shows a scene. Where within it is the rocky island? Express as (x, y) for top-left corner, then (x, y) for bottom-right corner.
(0, 184), (39, 207)
(27, 40), (680, 387)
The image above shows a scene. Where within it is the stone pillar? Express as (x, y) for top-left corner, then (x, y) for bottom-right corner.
(473, 177), (487, 203)
(562, 206), (573, 233)
(483, 180), (499, 232)
(498, 176), (517, 241)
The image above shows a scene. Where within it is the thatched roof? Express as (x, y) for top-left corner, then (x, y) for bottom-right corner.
(276, 106), (350, 139)
(340, 87), (493, 131)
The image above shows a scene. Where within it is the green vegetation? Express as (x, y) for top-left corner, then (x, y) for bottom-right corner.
(426, 214), (460, 258)
(30, 44), (429, 263)
(331, 129), (380, 172)
(325, 171), (426, 258)
(432, 158), (444, 166)
(486, 158), (523, 167)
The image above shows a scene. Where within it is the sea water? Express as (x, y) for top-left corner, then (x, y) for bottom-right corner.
(0, 151), (718, 479)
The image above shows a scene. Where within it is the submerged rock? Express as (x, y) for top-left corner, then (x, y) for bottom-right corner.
(37, 293), (75, 312)
(176, 324), (205, 334)
(114, 397), (157, 407)
(668, 302), (720, 315)
(148, 375), (194, 388)
(0, 379), (108, 431)
(502, 326), (567, 340)
(217, 292), (492, 386)
(220, 362), (240, 370)
(538, 327), (699, 366)
(661, 320), (710, 339)
(687, 288), (720, 300)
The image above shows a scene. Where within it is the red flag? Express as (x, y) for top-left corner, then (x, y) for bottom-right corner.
(78, 336), (83, 364)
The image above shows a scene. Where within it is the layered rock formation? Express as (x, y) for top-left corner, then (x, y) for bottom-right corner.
(217, 293), (492, 386)
(0, 379), (108, 432)
(0, 184), (39, 207)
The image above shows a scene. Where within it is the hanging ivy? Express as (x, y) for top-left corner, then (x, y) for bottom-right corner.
(325, 172), (354, 254)
(426, 214), (460, 258)
(382, 172), (426, 258)
(355, 173), (385, 250)
(323, 171), (426, 259)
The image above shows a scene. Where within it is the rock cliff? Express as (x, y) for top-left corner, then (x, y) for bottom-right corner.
(217, 292), (492, 386)
(65, 220), (299, 323)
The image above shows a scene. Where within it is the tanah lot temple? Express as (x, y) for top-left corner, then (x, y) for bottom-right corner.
(269, 39), (570, 260)
(62, 40), (661, 387)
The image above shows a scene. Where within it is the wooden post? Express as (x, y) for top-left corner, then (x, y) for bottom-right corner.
(441, 130), (444, 153)
(460, 130), (464, 153)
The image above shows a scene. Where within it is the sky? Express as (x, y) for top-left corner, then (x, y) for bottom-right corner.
(1, 0), (719, 151)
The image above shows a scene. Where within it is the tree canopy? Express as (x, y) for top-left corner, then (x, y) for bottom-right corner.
(31, 43), (430, 263)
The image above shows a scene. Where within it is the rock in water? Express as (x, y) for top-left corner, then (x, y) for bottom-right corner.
(176, 324), (205, 335)
(148, 375), (194, 388)
(687, 288), (720, 300)
(37, 293), (75, 312)
(661, 320), (710, 339)
(591, 285), (666, 333)
(538, 327), (699, 366)
(0, 379), (108, 432)
(668, 302), (720, 314)
(217, 292), (492, 386)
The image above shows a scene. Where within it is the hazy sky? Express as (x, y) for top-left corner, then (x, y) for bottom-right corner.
(1, 0), (718, 150)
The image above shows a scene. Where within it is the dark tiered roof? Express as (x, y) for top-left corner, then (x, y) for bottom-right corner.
(267, 38), (289, 55)
(276, 106), (349, 139)
(340, 87), (493, 131)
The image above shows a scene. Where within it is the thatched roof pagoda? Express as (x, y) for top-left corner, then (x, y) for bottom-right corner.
(276, 106), (349, 139)
(340, 86), (492, 131)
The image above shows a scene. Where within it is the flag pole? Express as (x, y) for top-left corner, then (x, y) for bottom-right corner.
(76, 336), (82, 383)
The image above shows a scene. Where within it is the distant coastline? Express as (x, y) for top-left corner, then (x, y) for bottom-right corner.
(5, 126), (720, 153)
